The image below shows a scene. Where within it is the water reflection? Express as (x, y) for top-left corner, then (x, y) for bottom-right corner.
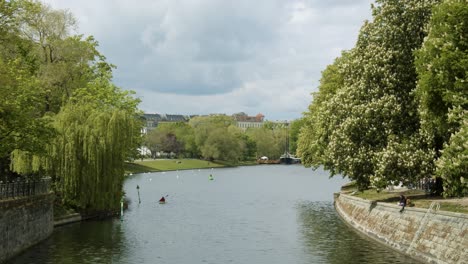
(8, 166), (423, 264)
(7, 220), (127, 264)
(296, 201), (421, 264)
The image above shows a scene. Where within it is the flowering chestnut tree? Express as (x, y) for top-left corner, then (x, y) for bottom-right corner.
(299, 0), (440, 190)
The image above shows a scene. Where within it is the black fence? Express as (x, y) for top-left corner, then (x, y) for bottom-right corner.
(0, 178), (51, 200)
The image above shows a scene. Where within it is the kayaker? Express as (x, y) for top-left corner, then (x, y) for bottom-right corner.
(159, 196), (166, 203)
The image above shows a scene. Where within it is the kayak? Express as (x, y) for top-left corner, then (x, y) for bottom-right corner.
(159, 201), (166, 204)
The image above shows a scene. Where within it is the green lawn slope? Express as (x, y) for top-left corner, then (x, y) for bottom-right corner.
(125, 159), (225, 174)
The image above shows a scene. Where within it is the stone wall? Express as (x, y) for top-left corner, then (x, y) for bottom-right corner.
(335, 193), (468, 264)
(0, 193), (54, 263)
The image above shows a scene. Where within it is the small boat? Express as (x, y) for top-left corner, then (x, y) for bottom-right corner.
(280, 152), (301, 164)
(280, 129), (301, 164)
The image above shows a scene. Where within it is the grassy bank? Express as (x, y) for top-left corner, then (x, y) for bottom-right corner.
(342, 182), (468, 214)
(124, 159), (256, 174)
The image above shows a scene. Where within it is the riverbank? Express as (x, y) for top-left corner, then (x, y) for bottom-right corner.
(124, 158), (257, 174)
(124, 159), (224, 174)
(334, 192), (468, 264)
(341, 182), (468, 214)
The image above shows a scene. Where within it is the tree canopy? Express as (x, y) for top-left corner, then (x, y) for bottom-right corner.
(298, 0), (443, 191)
(298, 0), (466, 197)
(415, 0), (468, 196)
(3, 0), (143, 211)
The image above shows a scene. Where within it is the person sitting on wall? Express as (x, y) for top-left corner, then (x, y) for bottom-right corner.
(398, 194), (407, 212)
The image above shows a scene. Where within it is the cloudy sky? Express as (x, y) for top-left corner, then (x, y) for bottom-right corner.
(43, 0), (373, 121)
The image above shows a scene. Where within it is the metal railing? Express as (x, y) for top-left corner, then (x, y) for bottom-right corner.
(0, 178), (51, 200)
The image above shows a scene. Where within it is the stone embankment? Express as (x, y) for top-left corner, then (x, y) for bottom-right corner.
(54, 213), (82, 226)
(335, 193), (468, 264)
(0, 194), (54, 263)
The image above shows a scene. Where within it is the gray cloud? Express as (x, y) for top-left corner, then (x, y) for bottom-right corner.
(43, 0), (373, 120)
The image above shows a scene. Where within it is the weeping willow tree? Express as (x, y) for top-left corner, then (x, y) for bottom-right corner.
(12, 78), (142, 211)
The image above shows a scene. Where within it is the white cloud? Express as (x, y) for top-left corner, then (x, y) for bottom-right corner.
(42, 0), (373, 120)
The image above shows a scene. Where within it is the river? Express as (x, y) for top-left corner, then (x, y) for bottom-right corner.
(8, 165), (420, 264)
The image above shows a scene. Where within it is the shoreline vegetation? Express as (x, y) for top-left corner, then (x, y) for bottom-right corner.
(341, 182), (468, 214)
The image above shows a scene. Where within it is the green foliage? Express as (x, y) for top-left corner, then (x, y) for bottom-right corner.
(239, 133), (256, 161)
(372, 135), (435, 189)
(145, 123), (187, 157)
(416, 0), (468, 149)
(12, 79), (142, 211)
(415, 0), (468, 196)
(189, 115), (243, 163)
(0, 59), (52, 158)
(297, 53), (349, 170)
(435, 120), (468, 197)
(12, 0), (114, 114)
(3, 1), (144, 210)
(299, 0), (440, 191)
(246, 126), (286, 159)
(289, 118), (305, 154)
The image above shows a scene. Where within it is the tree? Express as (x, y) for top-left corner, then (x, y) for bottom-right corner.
(239, 133), (256, 161)
(298, 0), (440, 190)
(415, 0), (468, 196)
(189, 115), (243, 163)
(145, 129), (164, 158)
(0, 1), (54, 180)
(247, 126), (285, 159)
(289, 118), (305, 155)
(297, 52), (350, 171)
(435, 120), (467, 197)
(0, 58), (53, 180)
(14, 0), (113, 113)
(12, 78), (142, 211)
(145, 122), (196, 158)
(175, 122), (198, 158)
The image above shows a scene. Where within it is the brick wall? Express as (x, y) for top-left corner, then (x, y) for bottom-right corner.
(335, 193), (468, 264)
(0, 194), (54, 263)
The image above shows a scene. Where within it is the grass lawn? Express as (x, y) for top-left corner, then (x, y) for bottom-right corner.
(125, 159), (226, 174)
(343, 183), (468, 214)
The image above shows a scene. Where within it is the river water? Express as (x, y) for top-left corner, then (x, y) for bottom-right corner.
(9, 165), (420, 264)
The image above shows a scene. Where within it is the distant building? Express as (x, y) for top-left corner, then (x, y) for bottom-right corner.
(142, 112), (271, 134)
(141, 113), (190, 134)
(232, 112), (265, 131)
